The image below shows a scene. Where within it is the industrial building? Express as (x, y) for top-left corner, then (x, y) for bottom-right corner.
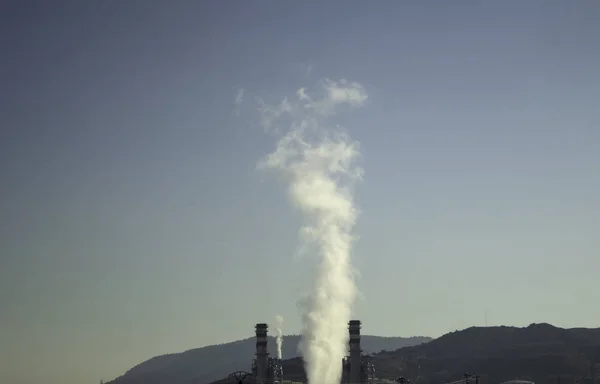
(342, 320), (376, 384)
(237, 320), (375, 384)
(251, 323), (284, 384)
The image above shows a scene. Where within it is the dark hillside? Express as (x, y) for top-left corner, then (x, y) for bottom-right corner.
(106, 334), (430, 384)
(211, 324), (600, 384)
(375, 324), (600, 384)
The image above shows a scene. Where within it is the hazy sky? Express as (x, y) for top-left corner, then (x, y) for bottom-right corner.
(1, 1), (599, 383)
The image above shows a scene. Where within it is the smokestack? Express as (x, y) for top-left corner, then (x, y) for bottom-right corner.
(349, 320), (362, 384)
(255, 323), (269, 383)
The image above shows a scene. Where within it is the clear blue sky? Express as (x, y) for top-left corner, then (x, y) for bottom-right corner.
(1, 1), (599, 383)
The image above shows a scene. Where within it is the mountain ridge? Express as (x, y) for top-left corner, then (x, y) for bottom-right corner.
(106, 323), (600, 384)
(106, 334), (432, 384)
(210, 323), (600, 384)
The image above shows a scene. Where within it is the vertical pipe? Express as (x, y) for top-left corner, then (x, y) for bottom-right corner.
(255, 323), (269, 383)
(349, 320), (362, 384)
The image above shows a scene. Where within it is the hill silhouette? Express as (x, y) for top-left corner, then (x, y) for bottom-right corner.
(105, 334), (431, 384)
(374, 323), (600, 384)
(211, 324), (600, 384)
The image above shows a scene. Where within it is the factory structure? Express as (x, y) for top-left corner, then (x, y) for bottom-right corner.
(251, 323), (284, 384)
(242, 320), (375, 384)
(342, 320), (376, 384)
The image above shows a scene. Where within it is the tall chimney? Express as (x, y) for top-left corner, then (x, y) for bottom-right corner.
(349, 320), (362, 384)
(255, 323), (269, 383)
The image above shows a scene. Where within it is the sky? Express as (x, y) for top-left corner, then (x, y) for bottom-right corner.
(1, 1), (599, 383)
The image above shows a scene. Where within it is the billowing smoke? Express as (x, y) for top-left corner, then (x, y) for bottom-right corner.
(275, 315), (284, 359)
(257, 79), (367, 384)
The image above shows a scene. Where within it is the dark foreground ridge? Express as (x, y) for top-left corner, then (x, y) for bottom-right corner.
(210, 323), (600, 384)
(105, 335), (431, 384)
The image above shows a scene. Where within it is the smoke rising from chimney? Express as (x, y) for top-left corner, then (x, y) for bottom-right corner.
(257, 79), (367, 384)
(275, 315), (284, 360)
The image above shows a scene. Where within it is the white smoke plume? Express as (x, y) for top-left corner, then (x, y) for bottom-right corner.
(275, 315), (284, 360)
(257, 79), (367, 384)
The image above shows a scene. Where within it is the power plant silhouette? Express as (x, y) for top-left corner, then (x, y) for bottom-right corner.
(228, 320), (375, 384)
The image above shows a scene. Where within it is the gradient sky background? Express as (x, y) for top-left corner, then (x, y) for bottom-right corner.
(1, 1), (599, 383)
